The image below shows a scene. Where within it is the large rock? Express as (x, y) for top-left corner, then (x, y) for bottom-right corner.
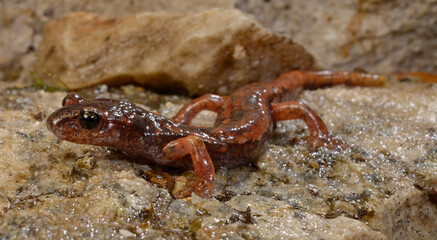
(0, 0), (235, 84)
(237, 0), (437, 73)
(34, 9), (316, 95)
(0, 80), (436, 239)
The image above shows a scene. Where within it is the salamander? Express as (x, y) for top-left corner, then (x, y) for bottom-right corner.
(47, 71), (386, 198)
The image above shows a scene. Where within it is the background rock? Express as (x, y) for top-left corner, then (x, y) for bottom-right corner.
(0, 0), (234, 85)
(34, 9), (316, 95)
(237, 0), (437, 73)
(1, 0), (435, 88)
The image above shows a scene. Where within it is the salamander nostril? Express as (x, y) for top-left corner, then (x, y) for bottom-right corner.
(79, 110), (101, 129)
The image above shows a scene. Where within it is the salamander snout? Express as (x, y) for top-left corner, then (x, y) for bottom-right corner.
(47, 92), (89, 140)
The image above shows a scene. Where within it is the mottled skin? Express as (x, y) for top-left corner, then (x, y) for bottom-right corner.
(47, 71), (386, 197)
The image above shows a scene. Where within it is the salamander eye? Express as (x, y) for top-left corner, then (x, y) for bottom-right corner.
(79, 110), (102, 129)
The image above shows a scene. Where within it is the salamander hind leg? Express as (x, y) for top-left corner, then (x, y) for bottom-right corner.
(272, 101), (346, 151)
(162, 136), (215, 198)
(173, 94), (227, 125)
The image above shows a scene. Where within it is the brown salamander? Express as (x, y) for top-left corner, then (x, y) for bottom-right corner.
(47, 71), (386, 197)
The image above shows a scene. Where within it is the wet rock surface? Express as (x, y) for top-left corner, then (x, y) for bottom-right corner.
(34, 9), (316, 95)
(0, 81), (436, 239)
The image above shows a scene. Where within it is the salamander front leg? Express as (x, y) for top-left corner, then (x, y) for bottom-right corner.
(272, 101), (345, 150)
(173, 94), (227, 125)
(162, 136), (215, 198)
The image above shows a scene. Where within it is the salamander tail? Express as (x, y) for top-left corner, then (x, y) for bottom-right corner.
(273, 70), (387, 91)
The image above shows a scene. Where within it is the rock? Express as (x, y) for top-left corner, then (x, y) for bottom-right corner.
(197, 206), (387, 239)
(237, 0), (437, 73)
(0, 0), (235, 83)
(0, 81), (436, 239)
(34, 9), (316, 95)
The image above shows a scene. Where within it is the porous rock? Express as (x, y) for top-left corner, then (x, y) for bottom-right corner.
(34, 9), (316, 95)
(0, 81), (436, 239)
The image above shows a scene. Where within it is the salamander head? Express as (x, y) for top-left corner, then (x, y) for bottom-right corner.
(47, 92), (136, 147)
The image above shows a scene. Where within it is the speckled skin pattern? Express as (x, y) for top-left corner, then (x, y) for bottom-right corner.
(47, 71), (386, 197)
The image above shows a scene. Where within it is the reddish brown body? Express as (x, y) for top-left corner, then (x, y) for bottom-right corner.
(47, 71), (386, 197)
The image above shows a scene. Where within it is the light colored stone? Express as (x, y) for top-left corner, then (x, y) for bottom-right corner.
(0, 0), (235, 83)
(119, 229), (135, 238)
(34, 9), (316, 95)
